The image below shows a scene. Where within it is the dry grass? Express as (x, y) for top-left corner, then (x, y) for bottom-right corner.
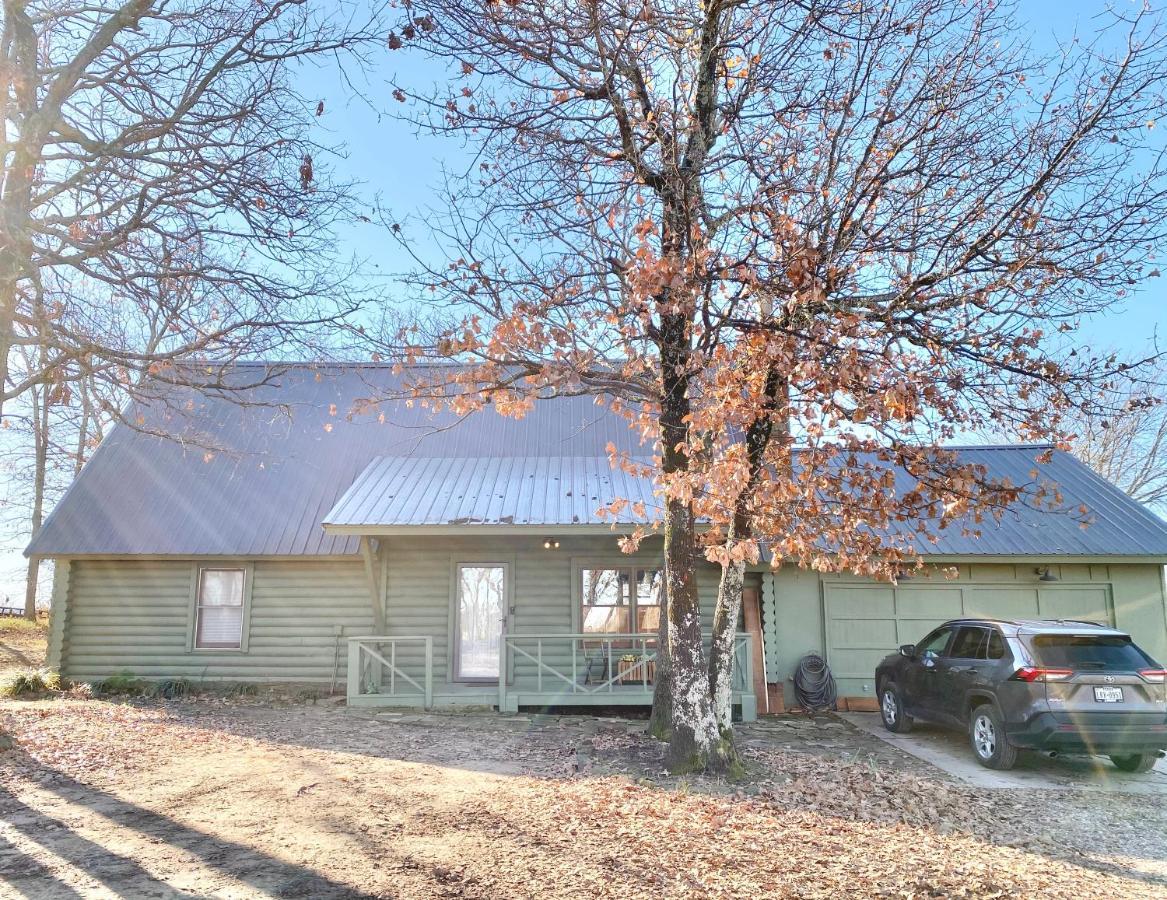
(0, 612), (48, 675)
(0, 699), (1164, 899)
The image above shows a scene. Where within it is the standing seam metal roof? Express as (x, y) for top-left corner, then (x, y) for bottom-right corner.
(24, 363), (1167, 558)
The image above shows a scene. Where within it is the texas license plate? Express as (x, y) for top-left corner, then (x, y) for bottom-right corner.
(1094, 686), (1124, 703)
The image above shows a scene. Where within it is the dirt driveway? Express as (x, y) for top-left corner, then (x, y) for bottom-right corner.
(2, 698), (1166, 899)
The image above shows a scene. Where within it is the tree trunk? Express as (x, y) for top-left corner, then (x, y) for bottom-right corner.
(708, 554), (746, 733)
(647, 572), (672, 740)
(656, 309), (727, 773)
(662, 498), (726, 772)
(707, 364), (788, 732)
(23, 376), (49, 620)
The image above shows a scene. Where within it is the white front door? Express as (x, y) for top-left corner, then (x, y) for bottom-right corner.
(455, 564), (507, 680)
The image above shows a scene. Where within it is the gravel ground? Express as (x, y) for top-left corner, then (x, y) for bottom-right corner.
(1, 697), (1165, 898)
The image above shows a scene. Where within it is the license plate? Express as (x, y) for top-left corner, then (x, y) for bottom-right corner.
(1094, 686), (1124, 703)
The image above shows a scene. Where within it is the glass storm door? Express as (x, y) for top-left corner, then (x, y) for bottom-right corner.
(456, 565), (506, 680)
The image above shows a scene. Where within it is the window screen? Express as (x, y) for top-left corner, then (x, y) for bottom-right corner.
(195, 569), (245, 649)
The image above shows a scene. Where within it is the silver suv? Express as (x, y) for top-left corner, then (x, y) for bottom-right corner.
(875, 619), (1167, 771)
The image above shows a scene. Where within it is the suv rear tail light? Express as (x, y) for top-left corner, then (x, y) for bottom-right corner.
(1012, 666), (1074, 683)
(1139, 669), (1167, 684)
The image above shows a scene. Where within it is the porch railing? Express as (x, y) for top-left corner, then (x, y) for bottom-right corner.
(347, 635), (433, 707)
(498, 631), (753, 712)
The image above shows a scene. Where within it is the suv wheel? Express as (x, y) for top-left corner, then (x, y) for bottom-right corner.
(969, 704), (1017, 770)
(1110, 753), (1158, 774)
(879, 682), (913, 733)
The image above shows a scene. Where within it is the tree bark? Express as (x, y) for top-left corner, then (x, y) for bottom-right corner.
(647, 573), (672, 740)
(707, 366), (788, 731)
(658, 309), (726, 772)
(708, 553), (747, 733)
(23, 377), (49, 620)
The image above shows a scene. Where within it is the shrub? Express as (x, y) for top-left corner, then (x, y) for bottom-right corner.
(0, 669), (61, 698)
(152, 678), (194, 700)
(94, 671), (148, 696)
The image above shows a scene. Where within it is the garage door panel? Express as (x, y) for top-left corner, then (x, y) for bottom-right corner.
(827, 586), (895, 618)
(830, 618), (898, 648)
(896, 588), (962, 619)
(829, 648), (894, 679)
(824, 583), (1115, 687)
(962, 588), (1039, 619)
(1038, 587), (1110, 622)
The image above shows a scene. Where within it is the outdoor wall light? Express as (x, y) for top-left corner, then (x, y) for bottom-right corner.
(1036, 566), (1059, 582)
(543, 538), (560, 550)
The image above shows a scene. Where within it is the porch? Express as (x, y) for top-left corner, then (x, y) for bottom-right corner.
(346, 631), (758, 721)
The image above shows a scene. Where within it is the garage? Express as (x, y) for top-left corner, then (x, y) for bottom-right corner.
(821, 576), (1113, 700)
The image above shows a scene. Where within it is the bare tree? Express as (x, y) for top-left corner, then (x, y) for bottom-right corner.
(373, 0), (1167, 770)
(2, 336), (118, 619)
(1067, 365), (1167, 512)
(0, 0), (389, 417)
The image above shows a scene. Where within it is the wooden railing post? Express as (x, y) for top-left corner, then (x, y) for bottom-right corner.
(498, 621), (508, 713)
(423, 637), (433, 710)
(347, 639), (361, 700)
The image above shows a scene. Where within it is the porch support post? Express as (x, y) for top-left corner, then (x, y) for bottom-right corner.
(742, 586), (769, 714)
(359, 536), (386, 634)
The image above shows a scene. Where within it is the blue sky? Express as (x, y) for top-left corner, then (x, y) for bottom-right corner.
(3, 0), (1165, 604)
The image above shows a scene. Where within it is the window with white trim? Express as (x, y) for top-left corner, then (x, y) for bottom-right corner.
(580, 566), (661, 635)
(195, 568), (246, 650)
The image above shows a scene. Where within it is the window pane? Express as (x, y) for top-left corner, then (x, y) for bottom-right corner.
(582, 569), (630, 607)
(1032, 635), (1153, 670)
(636, 606), (660, 632)
(635, 569), (662, 605)
(196, 606), (243, 648)
(200, 570), (244, 607)
(584, 605), (630, 633)
(582, 568), (631, 634)
(986, 630), (1006, 660)
(917, 627), (952, 656)
(458, 566), (505, 679)
(633, 569), (662, 633)
(949, 627), (986, 660)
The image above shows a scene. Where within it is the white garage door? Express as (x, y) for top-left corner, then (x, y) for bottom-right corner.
(824, 581), (1113, 693)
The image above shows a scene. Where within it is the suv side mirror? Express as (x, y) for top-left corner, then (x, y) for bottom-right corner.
(899, 644), (916, 658)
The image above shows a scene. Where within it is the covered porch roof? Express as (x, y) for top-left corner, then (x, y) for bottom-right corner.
(322, 455), (659, 535)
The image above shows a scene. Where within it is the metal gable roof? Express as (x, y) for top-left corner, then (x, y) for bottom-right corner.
(24, 362), (1167, 558)
(25, 363), (652, 557)
(880, 446), (1167, 558)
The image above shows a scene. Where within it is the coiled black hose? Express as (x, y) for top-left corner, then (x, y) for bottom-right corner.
(793, 653), (838, 711)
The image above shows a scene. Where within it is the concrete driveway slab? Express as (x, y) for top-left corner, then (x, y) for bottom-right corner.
(840, 711), (1167, 794)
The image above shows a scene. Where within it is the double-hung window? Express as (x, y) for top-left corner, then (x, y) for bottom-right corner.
(194, 568), (246, 650)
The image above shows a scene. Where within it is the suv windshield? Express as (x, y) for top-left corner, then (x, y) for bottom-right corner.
(1031, 635), (1153, 671)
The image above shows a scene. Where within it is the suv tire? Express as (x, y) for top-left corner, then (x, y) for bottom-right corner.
(1110, 753), (1157, 774)
(879, 682), (913, 733)
(969, 704), (1017, 770)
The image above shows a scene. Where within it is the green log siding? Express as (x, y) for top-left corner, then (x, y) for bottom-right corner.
(52, 540), (1166, 708)
(59, 558), (372, 683)
(53, 534), (725, 691)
